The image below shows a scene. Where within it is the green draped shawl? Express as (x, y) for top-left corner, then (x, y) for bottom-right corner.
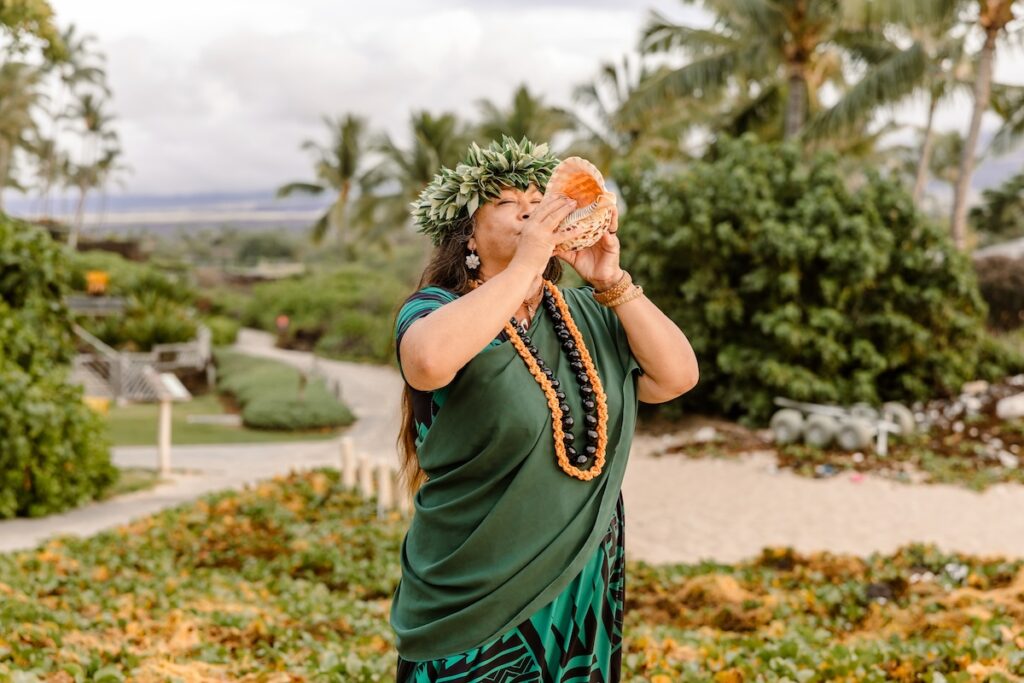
(389, 285), (643, 662)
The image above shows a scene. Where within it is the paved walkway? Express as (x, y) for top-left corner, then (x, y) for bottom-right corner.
(0, 440), (344, 553)
(4, 327), (1024, 566)
(231, 328), (404, 463)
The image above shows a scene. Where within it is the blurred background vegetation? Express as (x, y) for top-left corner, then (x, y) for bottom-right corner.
(2, 0), (1024, 513)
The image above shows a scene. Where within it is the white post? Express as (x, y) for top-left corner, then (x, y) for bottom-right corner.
(394, 467), (413, 516)
(376, 463), (394, 518)
(341, 437), (356, 489)
(358, 456), (375, 499)
(158, 398), (172, 475)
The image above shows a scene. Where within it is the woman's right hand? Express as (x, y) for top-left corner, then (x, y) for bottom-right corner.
(511, 193), (583, 273)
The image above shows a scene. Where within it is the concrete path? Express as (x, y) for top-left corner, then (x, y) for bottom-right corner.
(0, 439), (344, 553)
(4, 327), (1024, 566)
(231, 328), (404, 463)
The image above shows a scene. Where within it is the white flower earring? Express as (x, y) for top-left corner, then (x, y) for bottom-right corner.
(465, 247), (481, 270)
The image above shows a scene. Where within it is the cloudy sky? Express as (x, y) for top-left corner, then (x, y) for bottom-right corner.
(44, 0), (1024, 197)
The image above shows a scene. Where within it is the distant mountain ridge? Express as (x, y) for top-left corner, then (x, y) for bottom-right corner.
(3, 145), (1020, 236)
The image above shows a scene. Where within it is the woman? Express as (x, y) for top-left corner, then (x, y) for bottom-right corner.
(390, 136), (698, 682)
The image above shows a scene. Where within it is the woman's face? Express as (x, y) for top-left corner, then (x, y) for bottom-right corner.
(468, 183), (544, 278)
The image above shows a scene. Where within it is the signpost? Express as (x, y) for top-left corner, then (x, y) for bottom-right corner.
(144, 368), (192, 475)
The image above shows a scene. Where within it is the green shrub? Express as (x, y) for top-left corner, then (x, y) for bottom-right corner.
(970, 169), (1024, 243)
(243, 265), (407, 363)
(69, 251), (199, 351)
(69, 251), (195, 304)
(235, 232), (297, 266)
(615, 134), (1024, 425)
(0, 216), (117, 518)
(974, 255), (1024, 331)
(213, 348), (355, 431)
(202, 314), (242, 346)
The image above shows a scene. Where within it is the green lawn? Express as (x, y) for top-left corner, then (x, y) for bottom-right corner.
(97, 467), (168, 499)
(102, 392), (345, 446)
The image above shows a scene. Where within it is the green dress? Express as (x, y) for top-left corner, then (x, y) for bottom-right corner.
(391, 283), (643, 682)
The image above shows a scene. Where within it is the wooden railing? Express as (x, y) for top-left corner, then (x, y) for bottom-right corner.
(72, 323), (213, 403)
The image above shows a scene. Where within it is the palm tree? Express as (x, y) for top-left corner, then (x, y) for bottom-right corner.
(570, 54), (712, 174)
(632, 0), (848, 140)
(359, 110), (473, 243)
(0, 61), (46, 213)
(475, 84), (577, 149)
(36, 23), (110, 217)
(64, 92), (121, 249)
(950, 0), (1022, 249)
(276, 113), (371, 251)
(0, 2), (66, 63)
(803, 1), (975, 203)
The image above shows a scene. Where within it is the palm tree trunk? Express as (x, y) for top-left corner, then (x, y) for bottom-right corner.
(69, 185), (87, 250)
(951, 29), (998, 250)
(0, 140), (11, 213)
(913, 92), (939, 204)
(336, 183), (350, 249)
(785, 66), (807, 139)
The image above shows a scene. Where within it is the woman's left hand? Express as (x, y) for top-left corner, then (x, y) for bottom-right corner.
(553, 203), (624, 291)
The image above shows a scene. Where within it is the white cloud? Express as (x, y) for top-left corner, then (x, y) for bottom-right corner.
(39, 0), (683, 194)
(38, 0), (1024, 196)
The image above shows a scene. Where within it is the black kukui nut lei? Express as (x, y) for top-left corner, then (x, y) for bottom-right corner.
(510, 288), (599, 468)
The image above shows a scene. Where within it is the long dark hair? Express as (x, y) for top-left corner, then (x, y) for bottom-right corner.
(395, 213), (564, 501)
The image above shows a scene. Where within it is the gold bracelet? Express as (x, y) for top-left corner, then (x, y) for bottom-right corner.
(604, 284), (644, 307)
(593, 271), (632, 305)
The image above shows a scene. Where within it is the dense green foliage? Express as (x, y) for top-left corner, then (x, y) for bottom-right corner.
(200, 313), (242, 346)
(69, 251), (199, 351)
(975, 255), (1024, 331)
(616, 134), (1024, 424)
(970, 169), (1024, 243)
(240, 264), (409, 364)
(213, 348), (355, 431)
(0, 216), (117, 518)
(3, 468), (1023, 681)
(235, 232), (298, 265)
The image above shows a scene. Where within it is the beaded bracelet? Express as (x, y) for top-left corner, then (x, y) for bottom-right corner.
(604, 284), (644, 307)
(593, 271), (632, 305)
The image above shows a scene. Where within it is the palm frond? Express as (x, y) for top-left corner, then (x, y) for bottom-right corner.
(988, 82), (1024, 155)
(640, 9), (737, 54)
(275, 182), (325, 199)
(621, 44), (767, 119)
(804, 41), (926, 140)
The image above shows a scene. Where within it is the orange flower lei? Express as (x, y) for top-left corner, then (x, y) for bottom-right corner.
(470, 278), (608, 480)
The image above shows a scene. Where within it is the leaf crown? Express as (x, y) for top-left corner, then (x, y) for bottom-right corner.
(410, 135), (561, 246)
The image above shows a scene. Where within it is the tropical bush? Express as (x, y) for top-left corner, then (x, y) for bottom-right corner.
(213, 347), (355, 431)
(201, 313), (242, 345)
(970, 169), (1024, 244)
(975, 255), (1024, 331)
(0, 216), (117, 518)
(615, 134), (1024, 424)
(242, 264), (409, 364)
(69, 251), (199, 351)
(235, 231), (298, 265)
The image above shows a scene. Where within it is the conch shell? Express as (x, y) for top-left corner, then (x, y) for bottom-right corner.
(546, 156), (617, 252)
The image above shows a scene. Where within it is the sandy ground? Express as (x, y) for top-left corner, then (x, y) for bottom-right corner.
(621, 435), (1024, 564)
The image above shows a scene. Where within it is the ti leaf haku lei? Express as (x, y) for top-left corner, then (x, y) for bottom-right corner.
(469, 278), (609, 481)
(410, 135), (561, 247)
